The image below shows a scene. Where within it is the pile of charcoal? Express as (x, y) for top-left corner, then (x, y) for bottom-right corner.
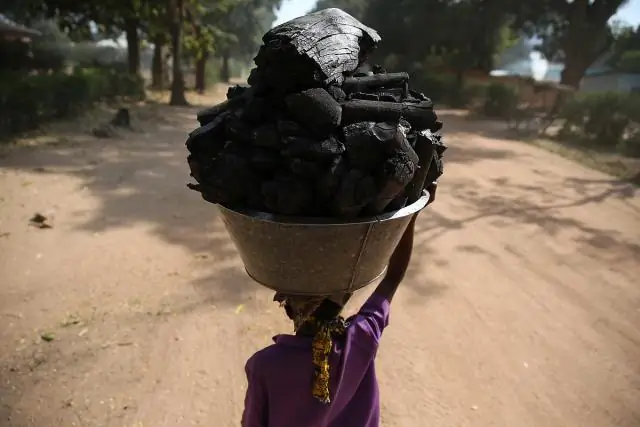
(186, 8), (447, 218)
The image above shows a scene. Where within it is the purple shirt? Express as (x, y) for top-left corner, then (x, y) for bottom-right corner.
(241, 292), (390, 427)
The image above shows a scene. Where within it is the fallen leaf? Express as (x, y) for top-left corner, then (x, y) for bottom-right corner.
(30, 213), (47, 223)
(29, 213), (52, 229)
(40, 332), (55, 342)
(235, 304), (245, 314)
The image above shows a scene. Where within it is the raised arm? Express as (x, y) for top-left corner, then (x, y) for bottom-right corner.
(373, 213), (418, 303)
(351, 214), (418, 345)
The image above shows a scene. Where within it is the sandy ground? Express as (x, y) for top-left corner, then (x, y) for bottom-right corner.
(0, 90), (639, 427)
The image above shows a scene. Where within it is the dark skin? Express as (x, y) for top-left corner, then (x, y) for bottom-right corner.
(373, 212), (418, 303)
(287, 183), (434, 334)
(290, 210), (420, 337)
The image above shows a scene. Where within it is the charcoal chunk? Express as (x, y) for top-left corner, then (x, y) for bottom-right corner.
(243, 96), (273, 124)
(366, 150), (417, 213)
(316, 155), (348, 200)
(342, 99), (438, 131)
(196, 102), (229, 126)
(283, 135), (345, 160)
(351, 92), (379, 101)
(288, 157), (322, 177)
(225, 114), (253, 143)
(249, 146), (280, 171)
(192, 153), (253, 206)
(405, 130), (437, 204)
(251, 124), (281, 149)
(334, 169), (377, 217)
(186, 111), (230, 157)
(184, 8), (446, 218)
(342, 72), (409, 97)
(262, 175), (313, 215)
(326, 85), (347, 102)
(341, 122), (385, 170)
(227, 84), (250, 100)
(261, 8), (380, 87)
(371, 122), (419, 164)
(285, 88), (342, 138)
(277, 119), (309, 137)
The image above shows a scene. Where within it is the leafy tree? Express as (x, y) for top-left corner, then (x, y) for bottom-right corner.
(169, 0), (188, 105)
(360, 0), (514, 79)
(512, 0), (629, 87)
(608, 25), (640, 73)
(184, 0), (239, 92)
(205, 0), (280, 84)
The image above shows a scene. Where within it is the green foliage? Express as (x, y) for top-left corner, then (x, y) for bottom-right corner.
(614, 50), (640, 73)
(0, 38), (67, 72)
(359, 0), (514, 76)
(409, 72), (485, 107)
(480, 82), (519, 118)
(607, 24), (640, 72)
(512, 0), (627, 86)
(557, 92), (640, 156)
(0, 67), (144, 139)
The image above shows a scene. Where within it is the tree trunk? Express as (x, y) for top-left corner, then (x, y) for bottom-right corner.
(220, 49), (231, 83)
(124, 17), (140, 76)
(195, 51), (209, 94)
(169, 0), (188, 106)
(151, 34), (165, 90)
(559, 60), (589, 89)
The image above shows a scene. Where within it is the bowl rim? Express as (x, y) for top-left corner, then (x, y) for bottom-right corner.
(217, 190), (429, 226)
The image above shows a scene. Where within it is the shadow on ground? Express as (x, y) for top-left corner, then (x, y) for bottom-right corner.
(0, 105), (637, 308)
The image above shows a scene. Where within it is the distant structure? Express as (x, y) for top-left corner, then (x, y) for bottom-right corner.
(492, 36), (563, 83)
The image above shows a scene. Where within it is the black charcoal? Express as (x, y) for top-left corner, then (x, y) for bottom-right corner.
(262, 175), (313, 215)
(334, 169), (377, 217)
(251, 124), (281, 149)
(342, 72), (409, 98)
(342, 122), (385, 170)
(185, 7), (446, 218)
(405, 130), (437, 204)
(285, 88), (342, 137)
(341, 99), (439, 131)
(283, 135), (345, 160)
(326, 85), (347, 102)
(260, 8), (380, 88)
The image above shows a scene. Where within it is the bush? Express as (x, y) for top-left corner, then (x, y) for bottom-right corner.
(557, 91), (640, 156)
(0, 67), (145, 139)
(480, 82), (519, 118)
(411, 73), (485, 107)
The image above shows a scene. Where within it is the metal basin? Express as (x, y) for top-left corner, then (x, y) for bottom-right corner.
(217, 191), (429, 296)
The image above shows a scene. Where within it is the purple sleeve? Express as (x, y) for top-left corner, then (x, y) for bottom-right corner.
(352, 292), (391, 344)
(241, 355), (268, 427)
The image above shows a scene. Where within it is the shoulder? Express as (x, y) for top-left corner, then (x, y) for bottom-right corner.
(246, 344), (279, 371)
(346, 293), (391, 345)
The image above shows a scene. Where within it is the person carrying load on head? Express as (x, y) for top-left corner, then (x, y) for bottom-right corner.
(241, 210), (421, 427)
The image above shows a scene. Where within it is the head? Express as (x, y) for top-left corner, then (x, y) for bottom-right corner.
(274, 292), (352, 332)
(274, 292), (352, 404)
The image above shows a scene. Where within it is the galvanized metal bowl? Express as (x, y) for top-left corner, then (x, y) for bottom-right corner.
(217, 191), (429, 296)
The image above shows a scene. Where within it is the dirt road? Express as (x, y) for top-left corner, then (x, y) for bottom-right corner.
(0, 96), (639, 427)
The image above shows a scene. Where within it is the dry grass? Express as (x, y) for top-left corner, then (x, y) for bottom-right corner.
(526, 137), (640, 185)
